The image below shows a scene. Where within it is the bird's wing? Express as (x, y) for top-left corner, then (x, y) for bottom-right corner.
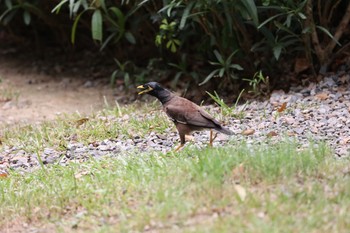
(165, 99), (218, 128)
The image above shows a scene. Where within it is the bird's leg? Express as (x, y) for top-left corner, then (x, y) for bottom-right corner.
(174, 133), (186, 152)
(209, 130), (218, 147)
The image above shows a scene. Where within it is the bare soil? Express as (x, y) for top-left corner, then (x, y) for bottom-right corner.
(0, 55), (116, 125)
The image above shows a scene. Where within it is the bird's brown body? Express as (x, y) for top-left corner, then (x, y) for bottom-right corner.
(137, 82), (233, 150)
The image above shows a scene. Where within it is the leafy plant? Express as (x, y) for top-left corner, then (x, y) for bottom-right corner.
(0, 0), (44, 26)
(243, 70), (270, 96)
(110, 58), (134, 88)
(52, 0), (137, 46)
(155, 18), (181, 53)
(110, 58), (153, 89)
(199, 50), (243, 86)
(206, 89), (246, 119)
(1, 0), (350, 88)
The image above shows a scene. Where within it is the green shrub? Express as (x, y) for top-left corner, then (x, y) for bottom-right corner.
(1, 0), (349, 89)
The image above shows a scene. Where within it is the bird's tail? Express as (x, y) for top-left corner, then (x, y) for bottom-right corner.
(216, 126), (234, 135)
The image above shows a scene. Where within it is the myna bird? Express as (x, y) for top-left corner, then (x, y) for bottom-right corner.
(137, 82), (234, 151)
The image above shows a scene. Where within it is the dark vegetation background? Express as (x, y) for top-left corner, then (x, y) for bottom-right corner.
(1, 0), (349, 101)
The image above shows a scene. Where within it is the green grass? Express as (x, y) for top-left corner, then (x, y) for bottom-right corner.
(0, 103), (350, 232)
(1, 140), (349, 232)
(1, 102), (169, 153)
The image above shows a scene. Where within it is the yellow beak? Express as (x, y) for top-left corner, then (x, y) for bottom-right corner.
(137, 85), (153, 95)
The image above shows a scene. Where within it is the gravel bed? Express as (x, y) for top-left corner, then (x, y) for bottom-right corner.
(1, 74), (350, 174)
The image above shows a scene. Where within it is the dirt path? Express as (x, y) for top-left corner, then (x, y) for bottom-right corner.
(0, 57), (115, 125)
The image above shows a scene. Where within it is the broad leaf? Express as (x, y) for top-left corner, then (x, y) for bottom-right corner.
(92, 9), (103, 42)
(273, 44), (282, 60)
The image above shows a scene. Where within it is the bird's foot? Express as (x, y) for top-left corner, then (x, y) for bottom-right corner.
(174, 143), (185, 152)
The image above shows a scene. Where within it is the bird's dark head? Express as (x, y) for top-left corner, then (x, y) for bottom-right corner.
(137, 82), (172, 104)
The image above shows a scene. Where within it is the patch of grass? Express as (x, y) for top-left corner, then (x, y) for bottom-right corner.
(0, 102), (170, 153)
(1, 140), (349, 232)
(207, 89), (247, 119)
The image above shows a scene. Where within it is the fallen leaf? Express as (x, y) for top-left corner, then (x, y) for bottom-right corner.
(267, 131), (278, 137)
(242, 129), (255, 136)
(234, 184), (247, 201)
(315, 92), (328, 100)
(277, 102), (287, 112)
(0, 171), (8, 178)
(76, 117), (89, 127)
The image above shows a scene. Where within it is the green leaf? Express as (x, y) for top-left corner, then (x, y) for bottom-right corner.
(173, 39), (181, 45)
(230, 64), (243, 70)
(240, 0), (259, 26)
(51, 0), (68, 14)
(170, 42), (177, 53)
(199, 69), (219, 86)
(155, 35), (162, 46)
(169, 21), (177, 27)
(273, 44), (282, 60)
(110, 70), (119, 87)
(125, 31), (136, 44)
(298, 12), (306, 20)
(0, 6), (19, 23)
(69, 0), (75, 18)
(219, 68), (225, 77)
(92, 9), (103, 42)
(108, 7), (125, 30)
(213, 50), (224, 64)
(166, 40), (172, 49)
(274, 21), (297, 36)
(226, 50), (238, 64)
(161, 18), (168, 25)
(72, 1), (82, 15)
(160, 24), (168, 30)
(100, 31), (117, 51)
(286, 14), (292, 27)
(23, 10), (31, 25)
(258, 12), (284, 29)
(316, 25), (341, 46)
(71, 10), (86, 44)
(179, 1), (195, 30)
(5, 0), (12, 9)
